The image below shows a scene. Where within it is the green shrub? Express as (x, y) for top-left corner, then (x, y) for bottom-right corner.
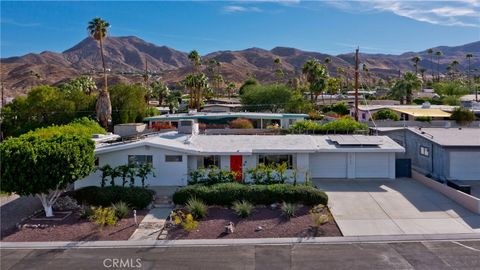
(371, 109), (399, 121)
(322, 102), (349, 115)
(112, 201), (130, 219)
(188, 166), (236, 185)
(172, 183), (328, 206)
(185, 197), (208, 219)
(232, 200), (254, 218)
(450, 107), (475, 125)
(90, 206), (118, 227)
(247, 163), (289, 184)
(73, 186), (154, 209)
(80, 205), (94, 219)
(289, 117), (368, 134)
(281, 202), (297, 219)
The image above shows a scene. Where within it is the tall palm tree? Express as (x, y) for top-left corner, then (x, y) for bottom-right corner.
(451, 60), (459, 80)
(419, 68), (427, 83)
(411, 56), (421, 75)
(302, 59), (327, 101)
(273, 57), (284, 82)
(225, 82), (236, 98)
(466, 53), (473, 80)
(435, 51), (442, 82)
(188, 50), (201, 72)
(427, 48), (434, 80)
(184, 73), (208, 110)
(88, 17), (111, 128)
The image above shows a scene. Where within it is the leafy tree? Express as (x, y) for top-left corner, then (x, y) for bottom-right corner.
(1, 133), (95, 217)
(433, 81), (469, 97)
(239, 78), (259, 95)
(240, 84), (292, 113)
(372, 109), (399, 121)
(450, 107), (476, 125)
(322, 102), (349, 115)
(109, 83), (148, 124)
(88, 17), (111, 128)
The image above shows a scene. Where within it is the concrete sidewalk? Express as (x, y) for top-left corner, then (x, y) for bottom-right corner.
(128, 208), (173, 241)
(315, 178), (480, 236)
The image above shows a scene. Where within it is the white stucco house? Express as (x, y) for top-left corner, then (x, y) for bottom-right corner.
(74, 121), (405, 189)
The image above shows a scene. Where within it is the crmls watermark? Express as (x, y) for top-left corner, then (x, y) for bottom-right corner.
(103, 258), (142, 268)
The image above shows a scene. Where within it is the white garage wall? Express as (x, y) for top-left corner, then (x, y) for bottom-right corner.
(449, 151), (480, 181)
(74, 146), (188, 189)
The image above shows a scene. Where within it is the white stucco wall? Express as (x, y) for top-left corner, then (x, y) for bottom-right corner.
(74, 146), (188, 189)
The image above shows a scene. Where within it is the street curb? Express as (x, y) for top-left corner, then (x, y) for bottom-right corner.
(1, 233), (480, 249)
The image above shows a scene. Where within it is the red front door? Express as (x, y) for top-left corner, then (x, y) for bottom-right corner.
(230, 155), (243, 181)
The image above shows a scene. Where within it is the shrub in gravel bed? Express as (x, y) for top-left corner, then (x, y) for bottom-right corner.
(172, 183), (328, 206)
(281, 202), (297, 219)
(232, 200), (253, 218)
(73, 186), (154, 209)
(112, 201), (130, 219)
(185, 197), (208, 219)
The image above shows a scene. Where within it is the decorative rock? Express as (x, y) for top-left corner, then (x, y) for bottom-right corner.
(225, 221), (235, 234)
(270, 203), (278, 209)
(255, 226), (264, 232)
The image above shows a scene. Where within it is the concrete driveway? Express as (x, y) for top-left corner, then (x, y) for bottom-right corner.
(314, 178), (480, 236)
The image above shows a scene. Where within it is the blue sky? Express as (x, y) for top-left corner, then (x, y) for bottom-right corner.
(1, 1), (479, 58)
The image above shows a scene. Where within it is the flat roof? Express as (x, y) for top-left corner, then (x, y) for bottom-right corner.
(356, 105), (456, 112)
(144, 112), (309, 121)
(95, 132), (404, 155)
(407, 127), (480, 147)
(391, 108), (451, 118)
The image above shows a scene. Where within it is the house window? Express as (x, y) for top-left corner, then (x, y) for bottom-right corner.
(165, 155), (183, 162)
(197, 155), (221, 168)
(420, 146), (429, 157)
(258, 155), (293, 169)
(128, 155), (153, 165)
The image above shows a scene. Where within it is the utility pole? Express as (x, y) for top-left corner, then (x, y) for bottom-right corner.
(354, 47), (359, 122)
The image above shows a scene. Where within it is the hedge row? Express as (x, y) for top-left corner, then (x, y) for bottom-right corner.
(72, 186), (155, 209)
(172, 183), (328, 206)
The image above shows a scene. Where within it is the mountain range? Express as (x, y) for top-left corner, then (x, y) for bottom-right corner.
(1, 36), (479, 98)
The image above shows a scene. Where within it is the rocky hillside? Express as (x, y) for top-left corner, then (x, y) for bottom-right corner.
(1, 36), (478, 98)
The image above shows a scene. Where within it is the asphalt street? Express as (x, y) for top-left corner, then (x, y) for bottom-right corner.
(2, 240), (480, 270)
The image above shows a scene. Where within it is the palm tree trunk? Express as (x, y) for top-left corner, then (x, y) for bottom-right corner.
(99, 38), (107, 92)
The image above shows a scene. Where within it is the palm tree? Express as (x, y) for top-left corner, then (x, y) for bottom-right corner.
(427, 48), (434, 80)
(451, 60), (459, 80)
(88, 17), (111, 129)
(226, 82), (236, 98)
(136, 163), (155, 188)
(165, 91), (181, 114)
(411, 56), (421, 75)
(273, 57), (284, 82)
(324, 57), (331, 73)
(391, 72), (422, 104)
(117, 164), (136, 187)
(188, 50), (201, 72)
(302, 59), (327, 101)
(435, 51), (442, 82)
(466, 53), (473, 79)
(419, 68), (427, 83)
(150, 81), (169, 106)
(184, 73), (209, 110)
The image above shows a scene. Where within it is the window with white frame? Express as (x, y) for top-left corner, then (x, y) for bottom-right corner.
(165, 155), (183, 162)
(197, 155), (221, 168)
(128, 155), (153, 165)
(420, 146), (429, 157)
(258, 154), (293, 169)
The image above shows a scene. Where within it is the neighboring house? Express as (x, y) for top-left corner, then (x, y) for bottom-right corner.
(144, 112), (308, 129)
(202, 104), (243, 112)
(351, 104), (455, 122)
(75, 122), (404, 189)
(374, 127), (480, 181)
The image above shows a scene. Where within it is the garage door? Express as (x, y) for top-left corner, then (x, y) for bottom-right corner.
(355, 153), (390, 178)
(450, 152), (480, 180)
(310, 153), (347, 178)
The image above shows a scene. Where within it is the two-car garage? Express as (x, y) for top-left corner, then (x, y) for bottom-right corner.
(309, 152), (395, 179)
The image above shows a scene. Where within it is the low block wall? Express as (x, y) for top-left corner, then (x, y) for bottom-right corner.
(412, 170), (480, 214)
